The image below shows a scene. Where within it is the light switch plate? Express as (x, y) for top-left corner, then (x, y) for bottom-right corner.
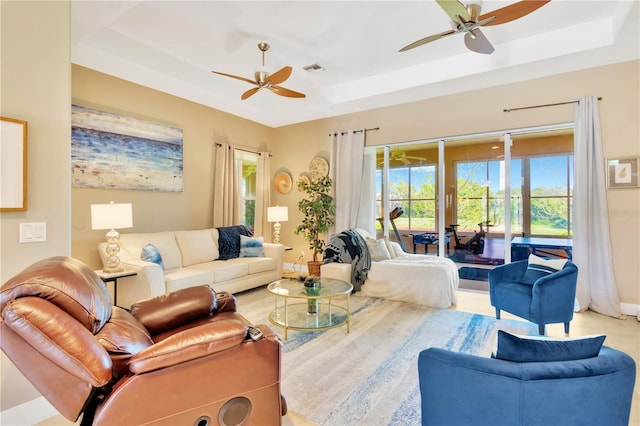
(20, 222), (46, 243)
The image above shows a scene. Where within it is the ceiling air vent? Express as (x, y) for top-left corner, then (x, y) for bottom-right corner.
(303, 63), (325, 72)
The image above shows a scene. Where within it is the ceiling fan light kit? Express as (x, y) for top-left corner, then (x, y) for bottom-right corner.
(211, 43), (305, 100)
(400, 0), (551, 54)
(212, 42), (306, 100)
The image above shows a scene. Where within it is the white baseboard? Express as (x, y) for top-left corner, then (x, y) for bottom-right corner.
(0, 396), (59, 426)
(620, 302), (640, 318)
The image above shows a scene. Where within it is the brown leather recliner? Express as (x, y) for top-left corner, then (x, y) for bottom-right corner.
(0, 256), (285, 425)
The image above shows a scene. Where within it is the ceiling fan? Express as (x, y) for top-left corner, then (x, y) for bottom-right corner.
(379, 150), (427, 165)
(212, 42), (306, 100)
(399, 0), (550, 54)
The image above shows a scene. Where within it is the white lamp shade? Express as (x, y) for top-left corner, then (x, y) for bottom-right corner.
(91, 203), (133, 230)
(267, 206), (288, 222)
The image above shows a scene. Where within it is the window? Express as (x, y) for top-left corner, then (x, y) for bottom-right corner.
(376, 128), (573, 244)
(455, 154), (573, 237)
(455, 159), (523, 234)
(529, 154), (573, 236)
(237, 151), (257, 232)
(376, 164), (437, 231)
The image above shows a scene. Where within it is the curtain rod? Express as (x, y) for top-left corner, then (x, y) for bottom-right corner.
(329, 127), (380, 136)
(503, 97), (602, 113)
(215, 143), (271, 157)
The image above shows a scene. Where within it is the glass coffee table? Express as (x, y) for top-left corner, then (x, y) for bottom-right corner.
(267, 278), (353, 339)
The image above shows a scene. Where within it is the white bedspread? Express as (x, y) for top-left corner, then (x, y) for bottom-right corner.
(358, 254), (459, 308)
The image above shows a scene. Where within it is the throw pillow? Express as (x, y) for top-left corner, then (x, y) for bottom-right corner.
(140, 243), (164, 269)
(494, 330), (605, 362)
(521, 253), (568, 285)
(365, 238), (391, 261)
(240, 235), (264, 257)
(217, 225), (252, 260)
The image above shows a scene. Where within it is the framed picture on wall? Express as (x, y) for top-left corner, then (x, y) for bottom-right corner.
(1, 116), (28, 211)
(71, 104), (184, 192)
(606, 157), (639, 189)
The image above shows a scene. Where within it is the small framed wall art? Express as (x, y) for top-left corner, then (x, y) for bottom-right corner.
(1, 116), (28, 211)
(606, 157), (639, 189)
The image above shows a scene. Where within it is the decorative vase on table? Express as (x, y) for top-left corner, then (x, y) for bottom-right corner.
(304, 278), (321, 314)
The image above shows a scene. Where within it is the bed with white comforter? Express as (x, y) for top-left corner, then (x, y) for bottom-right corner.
(321, 228), (459, 308)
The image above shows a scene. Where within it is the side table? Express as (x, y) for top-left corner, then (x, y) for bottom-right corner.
(94, 269), (137, 308)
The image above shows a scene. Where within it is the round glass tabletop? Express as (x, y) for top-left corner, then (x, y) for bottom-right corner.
(267, 277), (353, 299)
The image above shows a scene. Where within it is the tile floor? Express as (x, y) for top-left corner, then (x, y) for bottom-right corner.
(37, 287), (640, 426)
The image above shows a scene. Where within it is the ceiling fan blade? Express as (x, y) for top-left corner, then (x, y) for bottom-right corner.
(400, 158), (411, 165)
(267, 66), (292, 85)
(479, 0), (551, 27)
(464, 29), (495, 54)
(436, 0), (470, 22)
(212, 71), (257, 85)
(399, 29), (456, 52)
(269, 85), (306, 98)
(241, 86), (261, 100)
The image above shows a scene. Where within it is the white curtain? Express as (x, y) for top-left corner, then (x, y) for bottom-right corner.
(329, 130), (365, 233)
(213, 143), (239, 227)
(573, 96), (623, 318)
(255, 151), (271, 239)
(358, 147), (377, 236)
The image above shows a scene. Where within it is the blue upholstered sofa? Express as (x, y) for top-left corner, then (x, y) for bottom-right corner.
(418, 345), (636, 426)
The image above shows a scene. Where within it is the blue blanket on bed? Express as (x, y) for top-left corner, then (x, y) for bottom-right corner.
(322, 229), (371, 292)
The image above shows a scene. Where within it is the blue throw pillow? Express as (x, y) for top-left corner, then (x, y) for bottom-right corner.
(521, 254), (567, 285)
(494, 330), (605, 362)
(217, 225), (253, 260)
(141, 243), (164, 269)
(240, 235), (264, 257)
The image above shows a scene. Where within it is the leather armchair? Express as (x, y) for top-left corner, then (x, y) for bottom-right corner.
(489, 259), (578, 335)
(0, 256), (285, 426)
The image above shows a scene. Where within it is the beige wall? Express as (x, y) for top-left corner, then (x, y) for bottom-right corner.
(0, 0), (71, 412)
(71, 65), (275, 269)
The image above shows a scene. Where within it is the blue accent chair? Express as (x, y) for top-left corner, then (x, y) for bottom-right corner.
(418, 346), (636, 426)
(489, 259), (578, 335)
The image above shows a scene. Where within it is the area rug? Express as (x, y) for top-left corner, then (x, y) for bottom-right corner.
(235, 286), (537, 426)
(458, 266), (490, 281)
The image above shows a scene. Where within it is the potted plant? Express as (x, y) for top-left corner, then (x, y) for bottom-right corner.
(295, 174), (335, 277)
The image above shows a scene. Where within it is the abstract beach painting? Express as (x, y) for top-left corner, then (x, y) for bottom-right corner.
(71, 105), (183, 192)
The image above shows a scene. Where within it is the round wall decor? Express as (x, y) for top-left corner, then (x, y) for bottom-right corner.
(296, 173), (310, 191)
(274, 171), (293, 194)
(309, 156), (329, 180)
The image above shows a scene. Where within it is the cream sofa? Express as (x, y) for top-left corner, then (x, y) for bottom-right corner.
(321, 228), (459, 308)
(98, 228), (284, 308)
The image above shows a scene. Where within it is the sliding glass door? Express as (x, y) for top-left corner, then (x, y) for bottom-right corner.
(375, 124), (574, 272)
(375, 141), (440, 252)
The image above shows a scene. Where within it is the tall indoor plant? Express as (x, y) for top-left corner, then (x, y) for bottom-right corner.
(295, 174), (335, 276)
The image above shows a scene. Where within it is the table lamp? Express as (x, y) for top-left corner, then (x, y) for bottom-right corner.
(91, 202), (133, 273)
(267, 206), (288, 244)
